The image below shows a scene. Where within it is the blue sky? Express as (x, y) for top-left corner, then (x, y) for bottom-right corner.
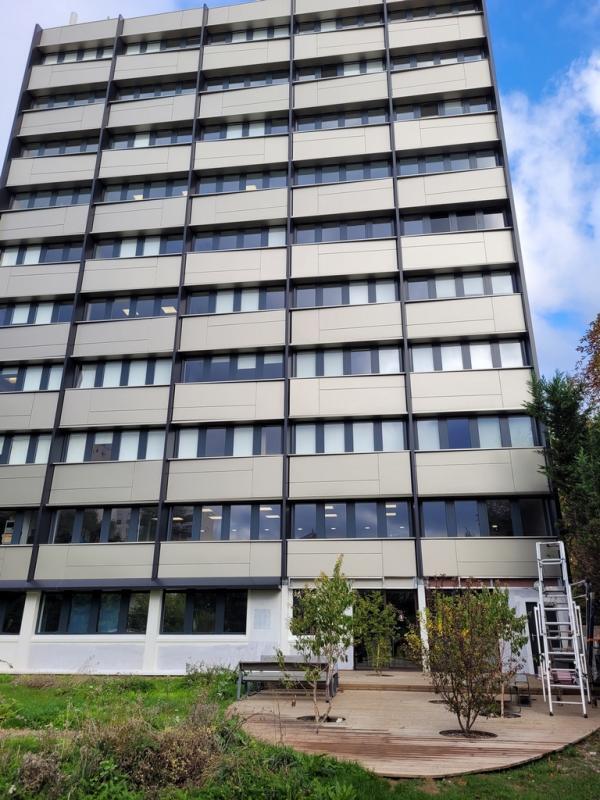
(1, 0), (599, 375)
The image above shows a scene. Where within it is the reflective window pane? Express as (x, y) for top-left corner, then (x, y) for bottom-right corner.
(294, 504), (317, 539)
(422, 502), (448, 536)
(324, 503), (346, 538)
(455, 500), (481, 537)
(354, 502), (378, 538)
(200, 505), (223, 540)
(229, 505), (251, 540)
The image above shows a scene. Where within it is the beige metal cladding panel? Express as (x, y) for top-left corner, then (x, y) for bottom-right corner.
(290, 375), (407, 418)
(191, 189), (288, 227)
(291, 302), (402, 345)
(0, 322), (69, 361)
(40, 19), (118, 47)
(28, 60), (111, 91)
(296, 0), (380, 15)
(291, 238), (397, 279)
(158, 541), (281, 579)
(114, 49), (199, 82)
(0, 464), (45, 506)
(82, 256), (181, 294)
(0, 546), (32, 582)
(49, 460), (163, 505)
(410, 368), (532, 414)
(61, 386), (169, 428)
(123, 8), (204, 36)
(172, 381), (284, 423)
(199, 83), (290, 120)
(208, 0), (291, 25)
(401, 230), (515, 271)
(34, 543), (155, 581)
(416, 448), (549, 496)
(0, 262), (79, 299)
(7, 153), (96, 187)
(293, 124), (390, 162)
(195, 135), (288, 171)
(19, 103), (104, 137)
(391, 60), (492, 99)
(406, 295), (525, 339)
(108, 94), (195, 128)
(92, 197), (187, 235)
(185, 248), (286, 287)
(295, 27), (385, 61)
(394, 113), (498, 152)
(203, 38), (290, 71)
(179, 309), (285, 352)
(0, 391), (58, 430)
(293, 178), (394, 218)
(0, 205), (88, 241)
(73, 316), (176, 358)
(421, 538), (540, 579)
(388, 13), (484, 50)
(397, 167), (507, 209)
(99, 145), (191, 180)
(294, 72), (388, 109)
(288, 539), (416, 580)
(166, 456), (284, 503)
(289, 452), (412, 499)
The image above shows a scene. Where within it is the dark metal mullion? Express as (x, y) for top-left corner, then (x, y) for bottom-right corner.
(280, 0), (295, 579)
(27, 18), (125, 581)
(384, 77), (424, 559)
(151, 6), (209, 581)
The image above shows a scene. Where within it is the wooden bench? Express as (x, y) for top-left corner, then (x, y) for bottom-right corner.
(237, 659), (339, 699)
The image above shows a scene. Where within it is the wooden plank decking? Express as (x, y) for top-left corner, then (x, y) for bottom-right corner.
(235, 680), (599, 778)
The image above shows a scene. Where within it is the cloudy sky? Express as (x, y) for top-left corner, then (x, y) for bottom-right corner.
(1, 0), (599, 376)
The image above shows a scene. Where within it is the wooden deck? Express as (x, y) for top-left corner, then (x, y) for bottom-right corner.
(235, 677), (599, 778)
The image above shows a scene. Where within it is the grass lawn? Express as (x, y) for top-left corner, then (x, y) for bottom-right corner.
(0, 673), (598, 800)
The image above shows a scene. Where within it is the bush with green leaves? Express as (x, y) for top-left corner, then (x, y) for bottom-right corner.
(352, 592), (399, 674)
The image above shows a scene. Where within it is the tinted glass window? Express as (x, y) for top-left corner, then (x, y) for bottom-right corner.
(422, 501), (447, 536)
(487, 499), (513, 536)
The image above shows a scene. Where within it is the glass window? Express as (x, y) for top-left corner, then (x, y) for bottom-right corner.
(447, 417), (471, 449)
(455, 500), (481, 537)
(118, 431), (140, 461)
(379, 347), (400, 374)
(138, 508), (157, 542)
(470, 343), (493, 369)
(508, 416), (534, 447)
(412, 345), (434, 373)
(324, 423), (346, 453)
(258, 504), (280, 540)
(435, 276), (457, 298)
(68, 593), (93, 633)
(491, 272), (513, 294)
(81, 508), (103, 543)
(322, 285), (343, 306)
(170, 506), (194, 540)
(375, 280), (396, 303)
(324, 503), (346, 538)
(294, 503), (317, 538)
(323, 350), (344, 376)
(205, 427), (227, 457)
(108, 508), (131, 543)
(483, 210), (506, 229)
(53, 509), (76, 543)
(354, 502), (378, 538)
(39, 595), (62, 633)
(1, 593), (25, 634)
(499, 341), (524, 367)
(229, 505), (251, 540)
(200, 505), (222, 540)
(352, 421), (374, 452)
(456, 211), (477, 231)
(417, 419), (440, 450)
(463, 274), (485, 295)
(407, 280), (429, 300)
(349, 282), (368, 305)
(261, 425), (282, 455)
(385, 501), (410, 538)
(223, 591), (247, 633)
(487, 499), (513, 536)
(478, 417), (502, 449)
(295, 424), (316, 454)
(422, 501), (448, 536)
(192, 592), (217, 633)
(98, 594), (121, 633)
(350, 349), (371, 375)
(441, 345), (463, 371)
(519, 499), (547, 537)
(382, 421), (404, 451)
(232, 426), (253, 457)
(296, 351), (316, 377)
(162, 592), (186, 633)
(127, 593), (149, 633)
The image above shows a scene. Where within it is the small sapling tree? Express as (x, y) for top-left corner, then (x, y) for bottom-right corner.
(352, 592), (398, 674)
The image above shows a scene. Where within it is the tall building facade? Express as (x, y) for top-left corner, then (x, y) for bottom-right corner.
(0, 0), (551, 674)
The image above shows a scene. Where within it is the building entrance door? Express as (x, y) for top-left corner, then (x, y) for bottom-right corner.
(354, 589), (419, 670)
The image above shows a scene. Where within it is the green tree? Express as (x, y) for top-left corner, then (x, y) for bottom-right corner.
(352, 592), (398, 674)
(406, 587), (527, 735)
(289, 557), (354, 725)
(576, 312), (600, 408)
(525, 373), (600, 595)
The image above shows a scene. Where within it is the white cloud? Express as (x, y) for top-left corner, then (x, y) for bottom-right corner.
(502, 52), (600, 375)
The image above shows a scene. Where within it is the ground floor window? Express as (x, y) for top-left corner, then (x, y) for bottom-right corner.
(37, 591), (149, 634)
(161, 590), (247, 635)
(0, 592), (26, 634)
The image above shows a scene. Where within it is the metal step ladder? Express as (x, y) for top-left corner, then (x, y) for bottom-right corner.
(533, 541), (590, 717)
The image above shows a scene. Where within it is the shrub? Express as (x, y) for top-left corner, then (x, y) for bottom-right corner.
(17, 751), (65, 799)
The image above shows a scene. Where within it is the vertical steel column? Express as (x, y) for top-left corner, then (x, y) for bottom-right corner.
(382, 2), (423, 577)
(151, 4), (209, 581)
(27, 17), (125, 583)
(279, 0), (296, 583)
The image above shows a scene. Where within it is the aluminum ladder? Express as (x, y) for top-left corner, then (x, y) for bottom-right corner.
(533, 541), (590, 717)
